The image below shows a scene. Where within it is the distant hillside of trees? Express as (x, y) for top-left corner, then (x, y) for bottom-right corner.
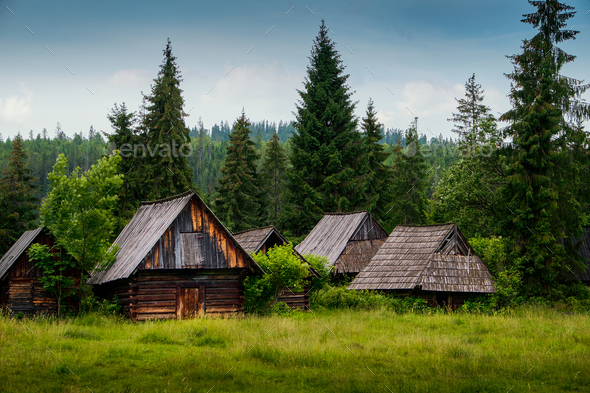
(0, 122), (459, 201)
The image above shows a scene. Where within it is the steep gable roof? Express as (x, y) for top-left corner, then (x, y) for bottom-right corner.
(233, 226), (280, 254)
(295, 211), (386, 266)
(89, 191), (261, 285)
(0, 228), (43, 280)
(349, 224), (496, 293)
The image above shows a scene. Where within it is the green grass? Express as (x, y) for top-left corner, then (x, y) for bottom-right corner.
(0, 308), (588, 392)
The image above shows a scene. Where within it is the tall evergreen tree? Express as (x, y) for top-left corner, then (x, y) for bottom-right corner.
(283, 19), (361, 236)
(500, 0), (590, 297)
(141, 38), (193, 200)
(260, 132), (288, 228)
(0, 135), (39, 256)
(448, 73), (491, 144)
(358, 98), (392, 223)
(106, 103), (142, 228)
(384, 122), (427, 230)
(214, 111), (260, 232)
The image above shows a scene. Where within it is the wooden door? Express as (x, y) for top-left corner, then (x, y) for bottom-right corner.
(176, 286), (204, 319)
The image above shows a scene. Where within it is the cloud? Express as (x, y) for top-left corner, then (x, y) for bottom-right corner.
(0, 93), (32, 124)
(107, 69), (151, 89)
(196, 61), (302, 122)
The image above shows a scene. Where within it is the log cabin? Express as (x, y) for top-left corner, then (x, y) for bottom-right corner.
(0, 228), (80, 315)
(88, 191), (263, 320)
(295, 211), (388, 277)
(233, 226), (320, 310)
(348, 223), (496, 309)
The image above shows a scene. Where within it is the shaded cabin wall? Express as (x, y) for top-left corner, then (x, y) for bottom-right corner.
(334, 216), (388, 275)
(3, 233), (80, 315)
(350, 217), (388, 241)
(335, 239), (385, 274)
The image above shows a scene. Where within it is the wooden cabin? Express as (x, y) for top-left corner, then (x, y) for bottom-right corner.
(0, 228), (80, 315)
(88, 191), (263, 320)
(233, 226), (320, 310)
(348, 223), (496, 309)
(295, 211), (388, 276)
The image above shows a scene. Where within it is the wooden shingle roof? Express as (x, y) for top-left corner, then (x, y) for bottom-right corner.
(0, 228), (43, 280)
(349, 224), (496, 293)
(295, 211), (386, 266)
(233, 226), (279, 254)
(88, 191), (261, 285)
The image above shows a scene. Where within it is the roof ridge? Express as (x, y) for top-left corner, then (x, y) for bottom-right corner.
(140, 190), (195, 205)
(232, 226), (276, 236)
(323, 211), (368, 216)
(395, 222), (456, 228)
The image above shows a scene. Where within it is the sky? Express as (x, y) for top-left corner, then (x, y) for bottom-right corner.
(1, 0), (589, 141)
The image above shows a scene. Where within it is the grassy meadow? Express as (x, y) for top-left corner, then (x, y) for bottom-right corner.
(0, 308), (588, 393)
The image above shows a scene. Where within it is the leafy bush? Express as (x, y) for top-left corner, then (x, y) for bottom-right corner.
(312, 285), (430, 313)
(80, 295), (122, 316)
(244, 243), (310, 314)
(469, 235), (507, 277)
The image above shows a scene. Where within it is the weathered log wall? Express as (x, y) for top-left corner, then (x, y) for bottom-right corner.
(94, 269), (249, 320)
(276, 282), (312, 310)
(138, 198), (251, 271)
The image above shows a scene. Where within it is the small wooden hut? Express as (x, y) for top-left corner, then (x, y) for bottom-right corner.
(295, 211), (388, 276)
(233, 226), (320, 310)
(348, 223), (496, 309)
(88, 191), (263, 320)
(0, 228), (80, 315)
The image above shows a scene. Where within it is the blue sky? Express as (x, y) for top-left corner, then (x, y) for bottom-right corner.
(1, 0), (589, 140)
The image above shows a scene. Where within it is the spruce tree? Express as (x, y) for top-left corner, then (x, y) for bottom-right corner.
(0, 135), (40, 255)
(214, 111), (260, 232)
(448, 73), (491, 144)
(358, 98), (392, 223)
(141, 38), (193, 200)
(260, 132), (288, 228)
(283, 19), (361, 236)
(500, 0), (590, 297)
(384, 123), (427, 230)
(107, 103), (142, 226)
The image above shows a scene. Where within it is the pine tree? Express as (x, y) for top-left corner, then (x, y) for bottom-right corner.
(448, 73), (491, 145)
(356, 98), (392, 223)
(260, 132), (288, 227)
(141, 38), (193, 200)
(384, 122), (427, 230)
(283, 19), (361, 236)
(0, 135), (40, 256)
(214, 111), (260, 232)
(500, 0), (590, 297)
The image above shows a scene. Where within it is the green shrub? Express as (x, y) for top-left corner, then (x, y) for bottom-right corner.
(312, 284), (430, 313)
(245, 243), (310, 314)
(80, 295), (122, 316)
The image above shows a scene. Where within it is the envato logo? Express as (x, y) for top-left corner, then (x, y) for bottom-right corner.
(104, 141), (193, 158)
(404, 142), (497, 158)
